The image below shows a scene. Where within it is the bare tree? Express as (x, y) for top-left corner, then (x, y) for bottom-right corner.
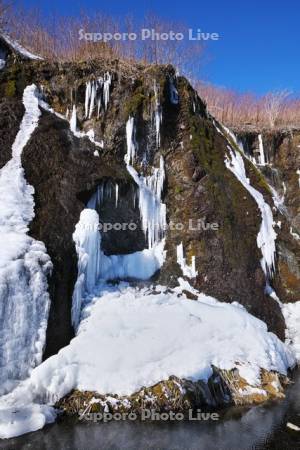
(263, 89), (291, 128)
(0, 0), (11, 31)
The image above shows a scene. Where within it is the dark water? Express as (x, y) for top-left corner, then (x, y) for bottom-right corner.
(1, 372), (299, 450)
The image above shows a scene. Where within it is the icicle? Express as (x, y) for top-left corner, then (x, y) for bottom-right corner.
(97, 98), (101, 118)
(85, 81), (92, 118)
(126, 164), (167, 249)
(72, 209), (102, 328)
(88, 82), (97, 119)
(103, 72), (111, 110)
(115, 183), (119, 208)
(297, 169), (300, 188)
(125, 116), (136, 165)
(70, 105), (77, 133)
(258, 134), (266, 166)
(154, 82), (162, 148)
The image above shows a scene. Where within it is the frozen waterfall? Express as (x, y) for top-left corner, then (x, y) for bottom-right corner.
(0, 85), (52, 394)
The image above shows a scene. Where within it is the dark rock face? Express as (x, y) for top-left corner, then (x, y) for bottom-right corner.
(236, 129), (300, 304)
(21, 110), (132, 357)
(0, 98), (24, 168)
(0, 57), (297, 356)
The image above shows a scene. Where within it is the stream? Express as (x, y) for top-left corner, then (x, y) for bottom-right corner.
(0, 370), (299, 450)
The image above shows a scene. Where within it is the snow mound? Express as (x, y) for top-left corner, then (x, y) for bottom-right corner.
(0, 283), (295, 438)
(282, 301), (300, 361)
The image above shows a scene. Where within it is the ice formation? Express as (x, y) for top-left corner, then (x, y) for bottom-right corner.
(70, 105), (77, 133)
(0, 283), (295, 438)
(225, 147), (277, 277)
(125, 116), (136, 165)
(0, 85), (52, 395)
(153, 82), (162, 147)
(297, 169), (300, 188)
(258, 134), (266, 166)
(177, 242), (197, 278)
(115, 183), (119, 207)
(0, 87), (298, 440)
(282, 301), (300, 361)
(103, 72), (112, 110)
(71, 114), (168, 325)
(126, 162), (167, 249)
(71, 209), (165, 328)
(84, 73), (111, 119)
(125, 116), (167, 248)
(219, 122), (278, 278)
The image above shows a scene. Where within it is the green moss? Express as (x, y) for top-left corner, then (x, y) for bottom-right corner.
(174, 185), (184, 194)
(124, 86), (146, 118)
(5, 80), (16, 97)
(250, 164), (273, 195)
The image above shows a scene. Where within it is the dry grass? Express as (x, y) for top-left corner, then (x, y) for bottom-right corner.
(2, 6), (204, 77)
(1, 2), (300, 129)
(197, 82), (300, 129)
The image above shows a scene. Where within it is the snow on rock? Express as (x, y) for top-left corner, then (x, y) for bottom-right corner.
(225, 148), (277, 278)
(282, 301), (300, 362)
(177, 242), (197, 278)
(290, 227), (300, 241)
(39, 97), (104, 149)
(0, 85), (52, 395)
(0, 283), (295, 438)
(0, 33), (43, 60)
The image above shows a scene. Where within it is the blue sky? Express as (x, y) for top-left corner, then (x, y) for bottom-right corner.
(22, 0), (300, 95)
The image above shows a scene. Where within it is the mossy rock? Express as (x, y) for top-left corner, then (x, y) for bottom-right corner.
(5, 80), (16, 97)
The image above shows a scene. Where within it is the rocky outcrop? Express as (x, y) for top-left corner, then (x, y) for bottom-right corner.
(56, 367), (289, 418)
(235, 128), (300, 304)
(0, 56), (297, 356)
